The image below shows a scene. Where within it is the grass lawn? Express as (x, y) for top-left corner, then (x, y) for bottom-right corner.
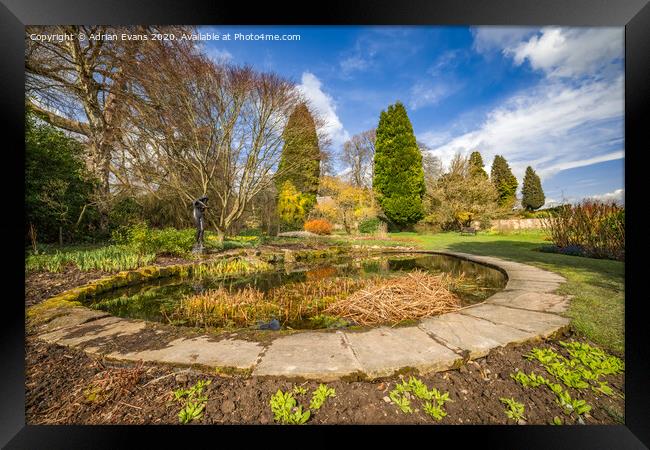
(386, 230), (624, 355)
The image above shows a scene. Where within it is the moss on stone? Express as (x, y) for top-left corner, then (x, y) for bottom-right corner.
(138, 266), (160, 278)
(27, 297), (82, 319)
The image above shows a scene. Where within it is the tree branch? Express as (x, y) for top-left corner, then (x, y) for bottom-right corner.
(26, 100), (90, 136)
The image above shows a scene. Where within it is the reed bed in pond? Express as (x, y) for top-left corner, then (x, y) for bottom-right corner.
(191, 258), (273, 279)
(171, 277), (371, 328)
(172, 271), (463, 328)
(324, 270), (461, 326)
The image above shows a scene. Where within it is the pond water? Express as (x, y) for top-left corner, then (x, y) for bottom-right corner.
(84, 253), (507, 330)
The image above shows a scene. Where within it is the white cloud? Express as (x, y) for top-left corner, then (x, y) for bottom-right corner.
(427, 50), (462, 75)
(419, 130), (453, 148)
(205, 47), (233, 63)
(297, 72), (349, 149)
(537, 151), (624, 178)
(340, 55), (370, 74)
(542, 198), (561, 208)
(471, 27), (539, 54)
(338, 28), (420, 76)
(423, 75), (624, 181)
(507, 27), (623, 78)
(409, 82), (453, 110)
(587, 188), (624, 204)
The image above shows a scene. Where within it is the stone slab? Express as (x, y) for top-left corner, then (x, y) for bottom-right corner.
(39, 316), (146, 347)
(487, 291), (569, 313)
(344, 326), (461, 378)
(38, 308), (111, 333)
(107, 336), (264, 369)
(252, 331), (362, 381)
(460, 304), (570, 337)
(504, 280), (562, 293)
(504, 270), (566, 283)
(418, 312), (536, 358)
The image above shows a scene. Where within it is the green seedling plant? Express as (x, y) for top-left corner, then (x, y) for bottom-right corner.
(292, 385), (308, 396)
(270, 390), (311, 425)
(270, 384), (336, 424)
(512, 341), (623, 421)
(559, 341), (624, 375)
(592, 380), (619, 398)
(510, 370), (548, 388)
(500, 397), (526, 422)
(388, 377), (451, 421)
(310, 384), (336, 410)
(389, 388), (413, 414)
(173, 379), (211, 424)
(178, 401), (206, 424)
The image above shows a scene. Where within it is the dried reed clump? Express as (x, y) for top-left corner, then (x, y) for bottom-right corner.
(173, 277), (372, 327)
(325, 270), (461, 326)
(175, 286), (276, 327)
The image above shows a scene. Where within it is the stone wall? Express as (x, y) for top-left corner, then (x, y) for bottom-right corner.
(489, 218), (545, 231)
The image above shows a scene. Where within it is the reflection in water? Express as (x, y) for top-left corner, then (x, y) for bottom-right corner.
(85, 253), (506, 325)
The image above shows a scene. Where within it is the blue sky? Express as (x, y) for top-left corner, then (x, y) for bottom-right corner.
(199, 25), (624, 206)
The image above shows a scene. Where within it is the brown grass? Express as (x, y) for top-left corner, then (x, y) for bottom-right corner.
(172, 277), (370, 328)
(325, 270), (461, 326)
(172, 270), (463, 328)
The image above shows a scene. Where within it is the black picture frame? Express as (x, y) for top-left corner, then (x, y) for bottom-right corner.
(2, 0), (648, 447)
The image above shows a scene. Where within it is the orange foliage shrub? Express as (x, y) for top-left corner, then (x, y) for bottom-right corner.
(304, 219), (333, 235)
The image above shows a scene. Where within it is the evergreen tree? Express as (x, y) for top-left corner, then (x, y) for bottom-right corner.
(521, 166), (545, 211)
(490, 155), (519, 208)
(469, 151), (488, 178)
(276, 103), (321, 197)
(25, 113), (97, 244)
(373, 101), (425, 228)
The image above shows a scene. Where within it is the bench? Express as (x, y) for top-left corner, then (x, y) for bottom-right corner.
(460, 226), (477, 235)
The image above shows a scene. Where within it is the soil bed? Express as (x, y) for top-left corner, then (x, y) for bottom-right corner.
(25, 332), (624, 425)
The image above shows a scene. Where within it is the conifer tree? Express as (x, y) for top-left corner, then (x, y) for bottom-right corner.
(276, 103), (321, 197)
(521, 166), (545, 211)
(490, 155), (518, 208)
(469, 151), (488, 179)
(373, 101), (425, 228)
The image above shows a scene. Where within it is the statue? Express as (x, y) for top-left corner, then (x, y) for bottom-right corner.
(192, 196), (208, 253)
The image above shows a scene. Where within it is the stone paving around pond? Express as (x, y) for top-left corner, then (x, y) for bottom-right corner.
(30, 251), (570, 382)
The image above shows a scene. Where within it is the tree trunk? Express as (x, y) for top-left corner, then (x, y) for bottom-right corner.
(59, 226), (63, 247)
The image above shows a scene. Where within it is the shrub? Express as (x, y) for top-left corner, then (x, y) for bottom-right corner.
(114, 222), (197, 257)
(542, 201), (624, 260)
(277, 180), (316, 231)
(358, 217), (381, 234)
(304, 219), (332, 235)
(237, 228), (263, 237)
(108, 197), (143, 231)
(224, 235), (262, 248)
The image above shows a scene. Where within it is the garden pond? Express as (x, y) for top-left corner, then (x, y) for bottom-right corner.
(84, 253), (507, 330)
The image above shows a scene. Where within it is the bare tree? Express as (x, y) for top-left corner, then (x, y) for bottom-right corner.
(25, 25), (193, 226)
(341, 129), (376, 188)
(114, 44), (307, 237)
(417, 141), (443, 192)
